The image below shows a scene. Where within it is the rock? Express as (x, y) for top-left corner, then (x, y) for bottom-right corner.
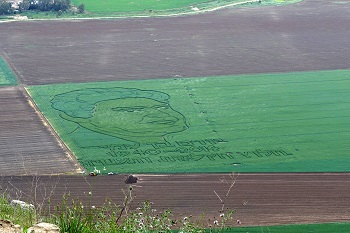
(10, 200), (34, 210)
(0, 219), (22, 233)
(27, 223), (60, 233)
(125, 175), (138, 184)
(0, 220), (59, 233)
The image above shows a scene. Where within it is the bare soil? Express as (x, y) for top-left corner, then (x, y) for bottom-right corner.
(0, 0), (349, 85)
(0, 86), (77, 176)
(1, 173), (350, 226)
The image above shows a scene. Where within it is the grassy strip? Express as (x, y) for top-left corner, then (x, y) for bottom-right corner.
(27, 70), (350, 174)
(71, 0), (213, 13)
(0, 56), (17, 86)
(19, 0), (303, 19)
(229, 222), (350, 232)
(71, 0), (302, 13)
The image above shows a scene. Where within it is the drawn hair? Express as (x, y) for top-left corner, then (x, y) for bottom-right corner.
(51, 87), (170, 118)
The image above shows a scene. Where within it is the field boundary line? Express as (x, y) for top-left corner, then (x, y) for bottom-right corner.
(21, 85), (84, 175)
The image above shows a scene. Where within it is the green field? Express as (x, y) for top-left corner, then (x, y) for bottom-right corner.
(71, 0), (208, 12)
(28, 70), (350, 174)
(0, 56), (17, 86)
(70, 0), (300, 14)
(222, 222), (350, 233)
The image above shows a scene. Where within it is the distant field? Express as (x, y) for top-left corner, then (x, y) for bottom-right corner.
(17, 0), (303, 18)
(70, 0), (301, 13)
(230, 222), (350, 233)
(71, 0), (219, 12)
(28, 70), (350, 174)
(0, 56), (17, 86)
(70, 0), (282, 13)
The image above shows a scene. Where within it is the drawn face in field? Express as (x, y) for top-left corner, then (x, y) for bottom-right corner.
(51, 88), (188, 143)
(85, 98), (187, 141)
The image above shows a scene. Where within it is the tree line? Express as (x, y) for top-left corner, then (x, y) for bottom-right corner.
(0, 0), (85, 15)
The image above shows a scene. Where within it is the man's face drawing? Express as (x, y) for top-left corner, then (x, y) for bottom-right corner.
(90, 98), (187, 138)
(51, 88), (188, 143)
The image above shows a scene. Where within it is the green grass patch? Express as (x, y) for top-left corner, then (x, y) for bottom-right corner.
(18, 0), (304, 19)
(0, 194), (36, 231)
(71, 0), (212, 13)
(0, 56), (17, 86)
(228, 222), (350, 232)
(27, 70), (350, 174)
(67, 0), (302, 17)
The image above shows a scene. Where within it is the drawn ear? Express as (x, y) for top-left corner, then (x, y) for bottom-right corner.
(59, 112), (90, 124)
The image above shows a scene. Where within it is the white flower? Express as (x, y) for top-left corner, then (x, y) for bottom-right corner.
(220, 213), (224, 217)
(214, 220), (219, 225)
(91, 205), (96, 209)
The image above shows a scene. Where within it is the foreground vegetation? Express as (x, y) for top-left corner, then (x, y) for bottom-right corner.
(1, 191), (234, 233)
(2, 191), (350, 232)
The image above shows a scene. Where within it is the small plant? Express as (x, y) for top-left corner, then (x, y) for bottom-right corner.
(77, 3), (85, 14)
(51, 193), (92, 233)
(0, 173), (237, 232)
(0, 193), (36, 231)
(47, 189), (234, 232)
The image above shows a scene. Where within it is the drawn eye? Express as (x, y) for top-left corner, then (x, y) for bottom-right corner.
(111, 108), (130, 112)
(112, 107), (145, 112)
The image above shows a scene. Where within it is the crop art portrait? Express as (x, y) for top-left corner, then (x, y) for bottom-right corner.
(51, 87), (188, 143)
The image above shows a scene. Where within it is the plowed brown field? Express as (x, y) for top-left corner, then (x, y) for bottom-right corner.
(0, 0), (349, 85)
(1, 173), (350, 226)
(0, 86), (78, 175)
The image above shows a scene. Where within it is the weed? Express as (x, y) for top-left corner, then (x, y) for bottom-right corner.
(0, 174), (236, 232)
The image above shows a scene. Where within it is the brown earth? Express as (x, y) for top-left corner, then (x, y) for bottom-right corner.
(0, 0), (349, 85)
(0, 86), (78, 175)
(0, 0), (350, 226)
(1, 173), (350, 226)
